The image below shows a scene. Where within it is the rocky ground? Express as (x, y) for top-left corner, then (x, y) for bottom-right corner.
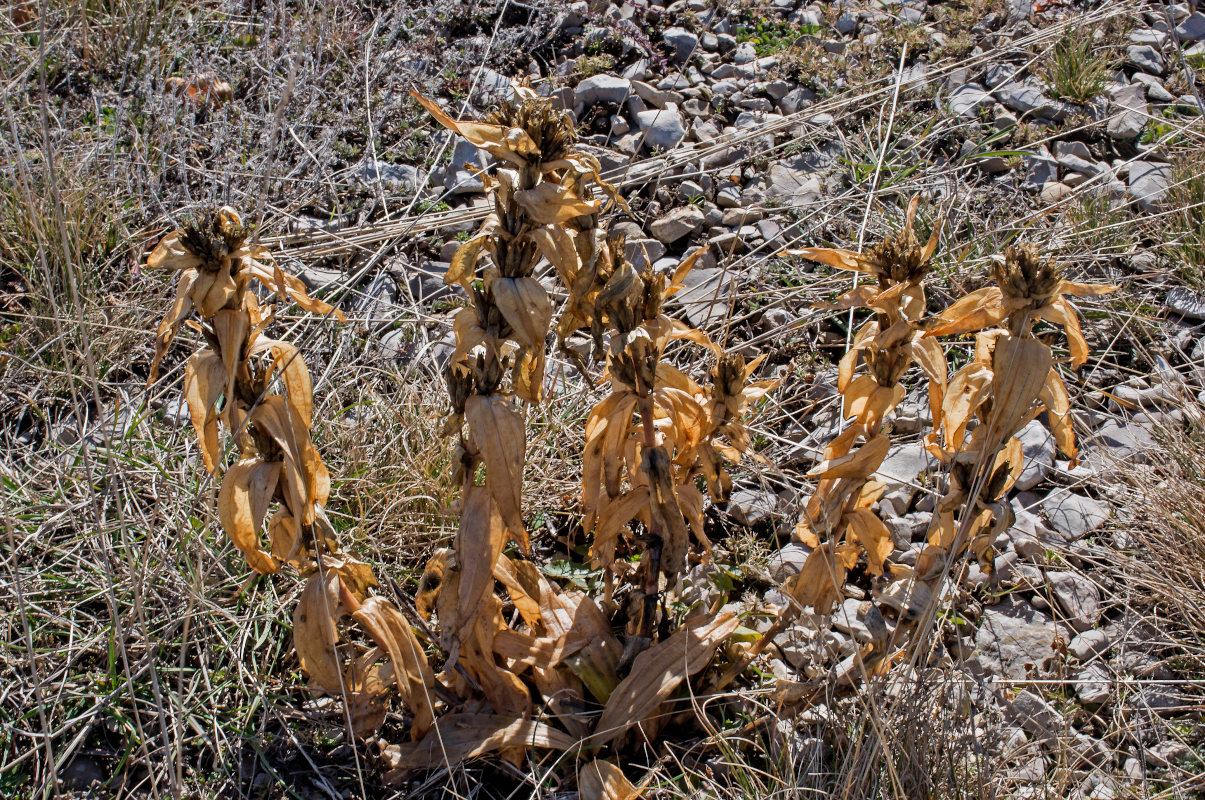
(3, 0), (1205, 797)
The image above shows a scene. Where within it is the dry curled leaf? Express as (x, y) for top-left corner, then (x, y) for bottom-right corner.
(381, 713), (575, 778)
(216, 458), (282, 574)
(352, 597), (438, 740)
(465, 394), (528, 552)
(590, 612), (739, 746)
(580, 759), (642, 800)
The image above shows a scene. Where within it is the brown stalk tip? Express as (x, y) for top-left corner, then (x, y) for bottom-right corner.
(994, 243), (1062, 306)
(486, 97), (576, 164)
(180, 207), (248, 269)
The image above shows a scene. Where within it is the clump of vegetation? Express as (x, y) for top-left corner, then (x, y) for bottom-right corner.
(146, 96), (1116, 794)
(1043, 31), (1113, 104)
(737, 17), (820, 57)
(1165, 155), (1205, 287)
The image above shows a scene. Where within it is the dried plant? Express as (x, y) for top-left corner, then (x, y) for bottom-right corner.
(919, 244), (1116, 577)
(147, 166), (1112, 793)
(148, 208), (440, 742)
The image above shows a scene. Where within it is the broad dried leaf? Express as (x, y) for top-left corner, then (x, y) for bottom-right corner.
(590, 612), (740, 746)
(494, 276), (551, 350)
(416, 548), (453, 620)
(493, 553), (545, 631)
(788, 541), (858, 614)
(251, 396), (327, 526)
(530, 225), (581, 285)
(455, 486), (506, 642)
(1039, 368), (1076, 463)
(540, 588), (622, 703)
(515, 182), (600, 224)
(926, 287), (1005, 336)
(294, 571), (350, 693)
(212, 308), (250, 429)
(984, 336), (1052, 448)
(217, 458), (282, 574)
(845, 509), (891, 576)
(150, 270), (198, 383)
(465, 394), (528, 552)
(352, 597), (438, 739)
(808, 433), (890, 480)
(591, 486), (650, 567)
(783, 246), (867, 274)
(411, 91), (540, 167)
(248, 338), (313, 427)
(1038, 296), (1089, 368)
(381, 713), (574, 777)
(666, 247), (707, 296)
(245, 260), (345, 321)
(580, 759), (641, 800)
(184, 350), (225, 474)
(448, 234), (489, 290)
(345, 650), (391, 740)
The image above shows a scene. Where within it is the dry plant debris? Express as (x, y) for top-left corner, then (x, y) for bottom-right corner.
(143, 79), (1121, 793)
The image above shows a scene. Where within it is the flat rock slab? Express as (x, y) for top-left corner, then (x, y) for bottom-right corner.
(967, 596), (1070, 680)
(673, 266), (730, 327)
(1041, 490), (1109, 540)
(1047, 570), (1103, 632)
(1128, 161), (1171, 212)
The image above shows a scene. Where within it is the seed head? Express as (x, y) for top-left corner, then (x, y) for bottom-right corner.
(993, 244), (1062, 308)
(179, 206), (247, 270)
(486, 98), (576, 165)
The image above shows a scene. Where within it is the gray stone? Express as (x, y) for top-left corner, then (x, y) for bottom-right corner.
(874, 442), (936, 489)
(976, 155), (1011, 173)
(1127, 44), (1165, 75)
(1053, 140), (1092, 161)
(1016, 420), (1057, 491)
(835, 13), (858, 35)
(768, 543), (813, 582)
(1128, 161), (1171, 212)
(360, 160), (421, 190)
(1070, 628), (1113, 661)
(1040, 182), (1073, 203)
(634, 105), (686, 150)
(574, 74), (631, 106)
(1047, 571), (1102, 631)
(1176, 12), (1205, 42)
(985, 63), (1017, 89)
(780, 87), (818, 115)
(623, 238), (667, 268)
(732, 42), (757, 65)
(1041, 491), (1109, 540)
(726, 487), (779, 527)
(948, 83), (994, 118)
(1090, 419), (1157, 461)
(673, 266), (730, 327)
(662, 27), (699, 64)
(445, 139), (486, 194)
(995, 79), (1072, 121)
(1131, 72), (1176, 102)
(766, 167), (822, 206)
(1107, 83), (1148, 140)
(1009, 689), (1064, 742)
(1167, 286), (1205, 319)
(650, 205), (705, 243)
(1023, 150), (1058, 189)
(968, 596), (1067, 680)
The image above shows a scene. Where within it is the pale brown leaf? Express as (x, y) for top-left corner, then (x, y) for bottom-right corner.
(352, 597), (438, 740)
(580, 759), (641, 800)
(590, 612), (740, 746)
(217, 458), (282, 574)
(381, 713), (574, 777)
(465, 394), (528, 552)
